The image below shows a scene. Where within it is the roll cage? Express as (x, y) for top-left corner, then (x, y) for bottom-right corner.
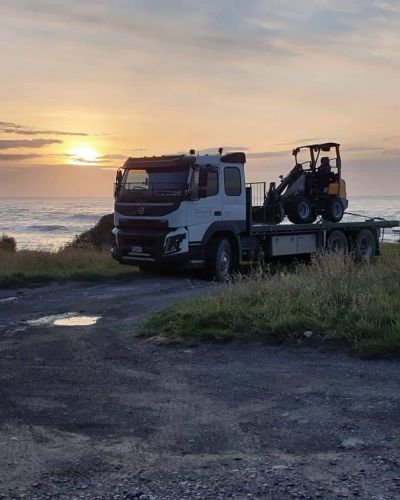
(292, 142), (342, 180)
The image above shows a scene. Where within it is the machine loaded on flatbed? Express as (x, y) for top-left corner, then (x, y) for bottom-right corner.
(112, 144), (399, 280)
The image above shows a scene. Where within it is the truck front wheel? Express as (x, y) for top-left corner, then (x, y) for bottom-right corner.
(205, 237), (233, 282)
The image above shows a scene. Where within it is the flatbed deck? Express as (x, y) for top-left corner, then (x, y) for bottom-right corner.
(250, 219), (399, 235)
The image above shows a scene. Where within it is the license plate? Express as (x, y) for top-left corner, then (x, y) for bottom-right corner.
(131, 245), (142, 253)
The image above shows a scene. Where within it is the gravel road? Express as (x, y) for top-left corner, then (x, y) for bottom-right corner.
(1, 274), (400, 499)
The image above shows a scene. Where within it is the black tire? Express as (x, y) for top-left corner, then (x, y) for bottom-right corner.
(205, 237), (233, 282)
(286, 196), (316, 224)
(354, 229), (377, 261)
(326, 230), (349, 254)
(323, 198), (345, 223)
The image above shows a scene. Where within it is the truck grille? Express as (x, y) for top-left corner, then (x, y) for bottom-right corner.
(118, 230), (166, 258)
(118, 219), (168, 230)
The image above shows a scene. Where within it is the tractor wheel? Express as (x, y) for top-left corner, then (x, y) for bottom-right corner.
(326, 230), (349, 254)
(354, 229), (377, 261)
(323, 198), (345, 223)
(205, 237), (233, 282)
(286, 196), (316, 224)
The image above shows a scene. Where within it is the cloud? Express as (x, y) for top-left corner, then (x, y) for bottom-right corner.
(0, 120), (89, 136)
(73, 157), (112, 164)
(275, 138), (328, 146)
(344, 145), (384, 153)
(177, 146), (250, 155)
(383, 148), (400, 156)
(100, 154), (126, 160)
(176, 148), (288, 159)
(1, 1), (295, 61)
(3, 0), (400, 76)
(0, 139), (62, 149)
(247, 150), (288, 159)
(0, 153), (42, 161)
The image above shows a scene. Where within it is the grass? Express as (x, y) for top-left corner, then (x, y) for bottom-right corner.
(0, 247), (137, 288)
(145, 244), (400, 356)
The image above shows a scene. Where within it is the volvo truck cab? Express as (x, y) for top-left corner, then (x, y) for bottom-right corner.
(112, 151), (247, 279)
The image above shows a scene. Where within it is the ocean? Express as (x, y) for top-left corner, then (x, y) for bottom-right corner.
(0, 196), (399, 251)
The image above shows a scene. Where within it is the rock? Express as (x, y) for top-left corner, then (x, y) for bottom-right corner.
(303, 330), (313, 338)
(340, 437), (366, 449)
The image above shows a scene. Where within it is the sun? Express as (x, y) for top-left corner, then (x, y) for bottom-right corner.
(69, 145), (100, 164)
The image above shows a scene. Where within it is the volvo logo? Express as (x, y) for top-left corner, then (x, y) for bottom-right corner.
(138, 207), (145, 215)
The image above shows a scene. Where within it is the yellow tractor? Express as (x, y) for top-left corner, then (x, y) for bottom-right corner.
(265, 142), (348, 224)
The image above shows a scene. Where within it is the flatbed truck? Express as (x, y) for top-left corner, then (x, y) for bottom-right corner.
(111, 151), (399, 280)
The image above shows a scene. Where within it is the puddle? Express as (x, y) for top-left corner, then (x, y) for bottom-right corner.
(26, 313), (101, 327)
(0, 297), (18, 304)
(54, 316), (100, 326)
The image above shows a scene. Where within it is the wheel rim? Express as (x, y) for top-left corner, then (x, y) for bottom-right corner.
(328, 231), (348, 253)
(331, 201), (343, 219)
(332, 237), (346, 252)
(298, 202), (310, 219)
(219, 247), (230, 274)
(358, 236), (373, 258)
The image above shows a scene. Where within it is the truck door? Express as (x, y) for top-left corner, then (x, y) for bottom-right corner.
(222, 165), (246, 223)
(187, 165), (222, 242)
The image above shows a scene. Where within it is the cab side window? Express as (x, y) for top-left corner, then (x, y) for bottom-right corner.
(190, 168), (219, 198)
(224, 167), (241, 196)
(207, 170), (218, 197)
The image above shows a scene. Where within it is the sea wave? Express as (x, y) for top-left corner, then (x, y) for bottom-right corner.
(29, 224), (68, 232)
(65, 213), (105, 221)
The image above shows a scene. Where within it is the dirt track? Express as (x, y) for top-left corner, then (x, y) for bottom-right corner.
(1, 275), (400, 499)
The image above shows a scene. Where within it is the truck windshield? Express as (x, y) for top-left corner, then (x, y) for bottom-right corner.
(116, 167), (189, 201)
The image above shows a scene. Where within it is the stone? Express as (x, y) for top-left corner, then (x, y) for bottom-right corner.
(340, 437), (366, 449)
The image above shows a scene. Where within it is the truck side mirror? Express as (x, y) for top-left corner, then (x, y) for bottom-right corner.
(116, 169), (123, 184)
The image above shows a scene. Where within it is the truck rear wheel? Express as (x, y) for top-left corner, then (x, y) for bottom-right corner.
(354, 229), (376, 261)
(286, 196), (316, 224)
(323, 198), (345, 222)
(327, 230), (348, 254)
(205, 237), (232, 282)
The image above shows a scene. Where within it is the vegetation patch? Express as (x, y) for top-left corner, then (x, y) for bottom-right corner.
(0, 214), (139, 288)
(145, 244), (400, 356)
(66, 214), (114, 249)
(0, 234), (17, 253)
(0, 248), (136, 288)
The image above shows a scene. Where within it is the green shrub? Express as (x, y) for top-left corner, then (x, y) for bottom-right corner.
(0, 234), (17, 253)
(66, 214), (114, 249)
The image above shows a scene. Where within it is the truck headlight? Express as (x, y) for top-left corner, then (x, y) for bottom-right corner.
(111, 228), (119, 250)
(164, 234), (186, 255)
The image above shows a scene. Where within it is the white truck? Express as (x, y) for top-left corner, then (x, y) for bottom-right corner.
(111, 149), (398, 280)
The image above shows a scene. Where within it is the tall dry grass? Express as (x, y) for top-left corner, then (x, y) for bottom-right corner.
(145, 244), (400, 356)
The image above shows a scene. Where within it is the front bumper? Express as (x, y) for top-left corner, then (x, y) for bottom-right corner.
(111, 228), (203, 267)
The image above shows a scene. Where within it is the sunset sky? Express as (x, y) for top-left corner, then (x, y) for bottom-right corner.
(1, 0), (400, 197)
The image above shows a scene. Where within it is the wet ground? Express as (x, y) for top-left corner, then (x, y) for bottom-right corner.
(1, 274), (400, 499)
